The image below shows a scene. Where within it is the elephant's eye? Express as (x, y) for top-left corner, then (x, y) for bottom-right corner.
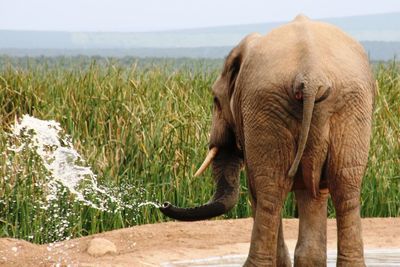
(213, 96), (221, 110)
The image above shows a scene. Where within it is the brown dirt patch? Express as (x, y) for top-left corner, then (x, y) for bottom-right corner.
(0, 218), (399, 266)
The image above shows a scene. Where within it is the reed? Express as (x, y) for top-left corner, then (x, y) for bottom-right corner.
(0, 57), (398, 243)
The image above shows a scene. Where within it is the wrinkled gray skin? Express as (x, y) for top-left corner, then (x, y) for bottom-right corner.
(160, 15), (375, 267)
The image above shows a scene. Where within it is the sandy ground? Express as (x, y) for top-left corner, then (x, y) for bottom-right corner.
(0, 218), (399, 266)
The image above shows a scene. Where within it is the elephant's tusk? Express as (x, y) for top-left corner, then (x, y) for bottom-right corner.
(194, 147), (219, 177)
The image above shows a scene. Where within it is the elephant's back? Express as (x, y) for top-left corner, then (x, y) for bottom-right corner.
(246, 16), (373, 89)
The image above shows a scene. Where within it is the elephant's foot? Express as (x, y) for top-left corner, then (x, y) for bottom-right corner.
(277, 253), (291, 267)
(294, 256), (325, 267)
(243, 258), (260, 267)
(243, 251), (290, 267)
(244, 255), (274, 267)
(293, 229), (327, 267)
(336, 256), (366, 267)
(331, 191), (365, 267)
(294, 245), (326, 267)
(277, 218), (291, 267)
(277, 240), (291, 267)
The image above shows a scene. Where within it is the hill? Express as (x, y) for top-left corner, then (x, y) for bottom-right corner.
(0, 12), (400, 60)
(1, 41), (399, 61)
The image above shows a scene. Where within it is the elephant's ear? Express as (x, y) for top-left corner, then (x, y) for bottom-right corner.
(221, 33), (260, 151)
(222, 33), (260, 98)
(223, 49), (242, 99)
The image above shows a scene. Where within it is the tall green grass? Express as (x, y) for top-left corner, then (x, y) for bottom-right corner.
(0, 57), (398, 243)
(362, 62), (400, 217)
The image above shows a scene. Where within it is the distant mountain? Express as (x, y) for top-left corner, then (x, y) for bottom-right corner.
(0, 12), (400, 60)
(1, 42), (399, 61)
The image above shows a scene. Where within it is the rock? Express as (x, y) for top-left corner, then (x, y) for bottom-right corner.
(87, 238), (117, 257)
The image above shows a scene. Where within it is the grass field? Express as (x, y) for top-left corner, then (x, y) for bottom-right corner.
(0, 57), (399, 244)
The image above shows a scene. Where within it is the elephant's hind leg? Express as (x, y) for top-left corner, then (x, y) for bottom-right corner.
(249, 193), (291, 267)
(243, 136), (294, 265)
(294, 188), (328, 267)
(244, 173), (292, 267)
(327, 93), (373, 267)
(328, 163), (367, 267)
(242, 92), (296, 266)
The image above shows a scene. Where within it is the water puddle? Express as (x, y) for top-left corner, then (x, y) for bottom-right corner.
(162, 249), (400, 267)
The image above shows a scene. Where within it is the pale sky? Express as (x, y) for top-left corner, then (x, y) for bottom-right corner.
(1, 0), (400, 32)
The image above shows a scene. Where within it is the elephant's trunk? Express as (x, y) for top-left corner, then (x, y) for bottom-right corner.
(159, 148), (242, 221)
(288, 92), (316, 177)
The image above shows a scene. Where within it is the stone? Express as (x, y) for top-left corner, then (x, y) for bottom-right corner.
(87, 238), (117, 257)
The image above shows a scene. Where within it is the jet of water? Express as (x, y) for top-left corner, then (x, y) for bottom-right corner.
(138, 201), (161, 208)
(9, 115), (134, 211)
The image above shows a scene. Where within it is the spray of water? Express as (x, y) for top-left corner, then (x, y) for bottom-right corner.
(9, 115), (127, 210)
(138, 201), (161, 208)
(5, 114), (159, 243)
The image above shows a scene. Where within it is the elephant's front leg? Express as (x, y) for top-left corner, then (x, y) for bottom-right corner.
(277, 218), (292, 267)
(294, 188), (329, 266)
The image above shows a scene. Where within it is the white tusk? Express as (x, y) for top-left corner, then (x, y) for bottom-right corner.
(194, 147), (219, 177)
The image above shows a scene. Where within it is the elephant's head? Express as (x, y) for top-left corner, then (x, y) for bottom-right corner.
(159, 33), (261, 221)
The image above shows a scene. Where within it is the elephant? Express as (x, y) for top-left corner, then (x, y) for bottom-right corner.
(160, 15), (375, 267)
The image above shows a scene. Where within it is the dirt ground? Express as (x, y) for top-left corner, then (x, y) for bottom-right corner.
(0, 218), (399, 266)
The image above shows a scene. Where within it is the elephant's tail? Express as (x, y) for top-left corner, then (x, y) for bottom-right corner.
(288, 72), (332, 178)
(288, 91), (315, 178)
